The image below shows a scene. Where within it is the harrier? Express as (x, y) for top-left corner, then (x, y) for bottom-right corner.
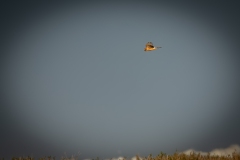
(144, 42), (161, 51)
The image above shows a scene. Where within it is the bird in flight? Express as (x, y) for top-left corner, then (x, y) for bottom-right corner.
(144, 42), (161, 51)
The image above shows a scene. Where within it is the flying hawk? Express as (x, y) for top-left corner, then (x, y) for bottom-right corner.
(144, 42), (161, 51)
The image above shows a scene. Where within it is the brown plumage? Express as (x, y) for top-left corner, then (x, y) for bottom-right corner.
(144, 42), (161, 51)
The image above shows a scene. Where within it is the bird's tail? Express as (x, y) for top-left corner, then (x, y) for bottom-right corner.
(156, 46), (162, 49)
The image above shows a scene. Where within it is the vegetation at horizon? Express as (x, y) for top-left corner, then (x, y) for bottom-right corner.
(2, 151), (240, 160)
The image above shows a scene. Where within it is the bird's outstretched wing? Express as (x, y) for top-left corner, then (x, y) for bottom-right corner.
(145, 42), (154, 48)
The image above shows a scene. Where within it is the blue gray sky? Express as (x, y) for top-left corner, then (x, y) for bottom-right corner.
(1, 1), (240, 159)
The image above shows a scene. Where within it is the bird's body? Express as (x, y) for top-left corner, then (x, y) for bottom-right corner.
(144, 42), (161, 51)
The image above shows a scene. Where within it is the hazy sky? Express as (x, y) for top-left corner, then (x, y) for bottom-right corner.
(1, 1), (240, 159)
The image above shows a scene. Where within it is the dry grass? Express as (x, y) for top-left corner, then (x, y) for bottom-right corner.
(137, 151), (240, 160)
(1, 151), (240, 160)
